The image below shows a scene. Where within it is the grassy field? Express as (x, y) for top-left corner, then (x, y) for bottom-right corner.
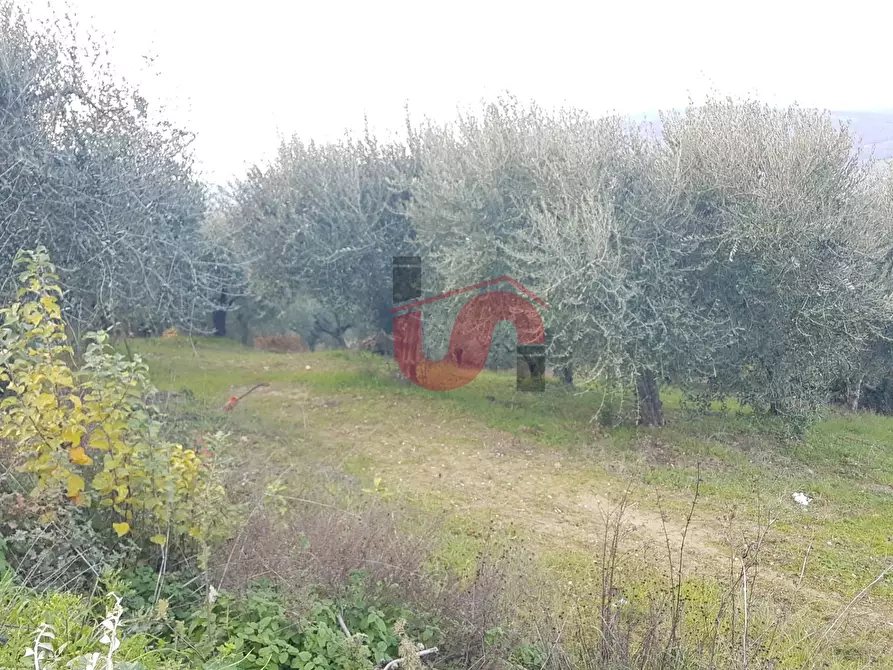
(132, 336), (893, 668)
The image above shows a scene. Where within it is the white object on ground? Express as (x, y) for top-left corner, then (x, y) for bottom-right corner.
(792, 492), (812, 506)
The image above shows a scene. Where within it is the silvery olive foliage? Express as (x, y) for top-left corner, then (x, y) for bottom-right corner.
(655, 100), (893, 421)
(829, 166), (893, 413)
(222, 129), (416, 345)
(405, 97), (893, 426)
(407, 98), (737, 423)
(0, 2), (230, 335)
(404, 99), (555, 371)
(211, 91), (893, 428)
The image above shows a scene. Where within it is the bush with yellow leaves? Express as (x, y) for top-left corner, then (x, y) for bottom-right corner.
(0, 248), (232, 564)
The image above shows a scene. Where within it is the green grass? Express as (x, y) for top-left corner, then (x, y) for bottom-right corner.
(127, 336), (893, 666)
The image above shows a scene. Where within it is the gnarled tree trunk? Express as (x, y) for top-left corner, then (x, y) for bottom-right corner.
(212, 290), (231, 337)
(635, 368), (664, 426)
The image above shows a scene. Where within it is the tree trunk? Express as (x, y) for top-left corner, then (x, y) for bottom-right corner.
(313, 315), (350, 349)
(848, 376), (863, 412)
(635, 368), (664, 426)
(212, 309), (227, 337)
(560, 363), (574, 387)
(335, 326), (349, 349)
(212, 290), (229, 337)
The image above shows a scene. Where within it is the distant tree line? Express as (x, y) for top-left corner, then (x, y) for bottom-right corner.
(4, 1), (893, 429)
(216, 98), (893, 429)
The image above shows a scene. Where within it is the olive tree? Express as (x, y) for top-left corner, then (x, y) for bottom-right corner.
(224, 130), (415, 346)
(0, 2), (225, 334)
(657, 100), (893, 422)
(408, 98), (734, 424)
(829, 166), (893, 412)
(406, 98), (578, 373)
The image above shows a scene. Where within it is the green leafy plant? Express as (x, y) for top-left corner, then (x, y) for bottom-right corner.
(0, 575), (180, 670)
(510, 642), (549, 669)
(179, 580), (366, 670)
(117, 566), (202, 624)
(0, 248), (234, 558)
(176, 577), (436, 670)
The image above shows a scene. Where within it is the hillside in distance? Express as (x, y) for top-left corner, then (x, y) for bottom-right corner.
(637, 109), (893, 161)
(832, 110), (893, 160)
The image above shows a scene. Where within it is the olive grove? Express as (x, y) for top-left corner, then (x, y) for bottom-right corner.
(5, 0), (893, 429)
(221, 96), (893, 427)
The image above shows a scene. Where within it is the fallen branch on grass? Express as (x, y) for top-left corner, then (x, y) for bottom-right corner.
(814, 560), (893, 652)
(223, 382), (270, 411)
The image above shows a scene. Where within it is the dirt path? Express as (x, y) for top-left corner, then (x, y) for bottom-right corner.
(237, 382), (893, 642)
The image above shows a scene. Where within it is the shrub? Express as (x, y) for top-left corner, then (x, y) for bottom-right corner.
(172, 577), (436, 670)
(0, 496), (138, 593)
(214, 476), (518, 669)
(0, 248), (234, 581)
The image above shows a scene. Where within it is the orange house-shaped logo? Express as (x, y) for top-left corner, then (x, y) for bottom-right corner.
(391, 257), (548, 392)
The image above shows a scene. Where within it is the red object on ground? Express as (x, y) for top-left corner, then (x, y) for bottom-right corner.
(222, 396), (238, 411)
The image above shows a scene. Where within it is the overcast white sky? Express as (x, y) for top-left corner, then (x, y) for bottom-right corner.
(32, 0), (893, 186)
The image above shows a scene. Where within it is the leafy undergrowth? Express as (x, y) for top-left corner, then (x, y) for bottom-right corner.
(0, 574), (184, 670)
(0, 254), (466, 670)
(129, 336), (893, 667)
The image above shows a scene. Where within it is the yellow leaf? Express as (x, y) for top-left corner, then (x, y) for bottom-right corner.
(69, 446), (93, 466)
(113, 522), (130, 537)
(149, 534), (167, 546)
(36, 392), (57, 409)
(89, 433), (110, 450)
(66, 474), (85, 498)
(92, 471), (114, 492)
(40, 294), (59, 314)
(62, 424), (84, 445)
